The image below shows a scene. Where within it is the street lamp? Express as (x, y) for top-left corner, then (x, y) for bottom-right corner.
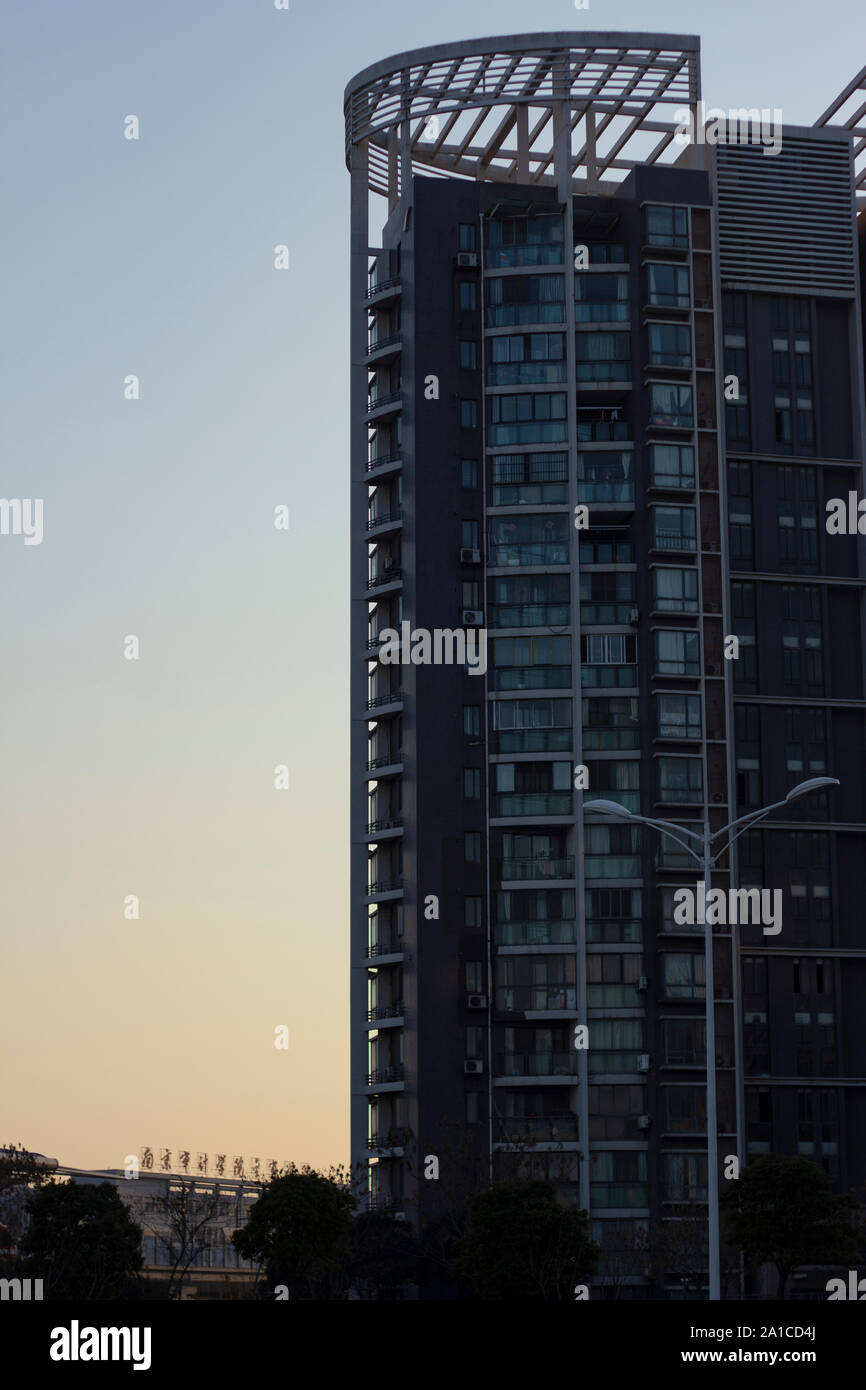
(583, 776), (839, 1300)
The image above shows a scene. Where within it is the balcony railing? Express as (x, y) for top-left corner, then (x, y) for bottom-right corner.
(367, 332), (401, 354)
(500, 857), (574, 880)
(652, 528), (696, 551)
(366, 689), (403, 709)
(493, 666), (572, 692)
(367, 568), (403, 590)
(367, 1128), (412, 1150)
(489, 603), (569, 628)
(489, 543), (569, 567)
(367, 1002), (405, 1022)
(496, 1114), (579, 1143)
(494, 792), (572, 817)
(580, 602), (637, 625)
(366, 1065), (405, 1085)
(366, 452), (402, 472)
(366, 753), (402, 770)
(367, 508), (402, 530)
(492, 729), (572, 754)
(496, 1052), (577, 1077)
(366, 939), (403, 958)
(367, 879), (403, 896)
(366, 276), (401, 299)
(494, 920), (576, 946)
(496, 987), (576, 1011)
(366, 391), (402, 415)
(366, 816), (403, 834)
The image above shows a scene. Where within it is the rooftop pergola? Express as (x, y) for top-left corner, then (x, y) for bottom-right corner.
(814, 63), (866, 207)
(344, 32), (701, 203)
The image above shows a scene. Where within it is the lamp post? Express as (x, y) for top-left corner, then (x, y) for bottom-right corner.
(583, 775), (839, 1301)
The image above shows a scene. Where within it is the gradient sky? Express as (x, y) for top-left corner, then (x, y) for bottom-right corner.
(2, 0), (862, 1175)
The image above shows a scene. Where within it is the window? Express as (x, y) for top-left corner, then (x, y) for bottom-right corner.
(664, 1086), (707, 1133)
(487, 332), (565, 385)
(485, 215), (564, 267)
(650, 444), (695, 489)
(462, 581), (479, 609)
(464, 896), (482, 928)
(647, 263), (690, 307)
(735, 704), (761, 810)
(590, 1150), (648, 1208)
(587, 1020), (645, 1076)
(663, 1153), (707, 1202)
(490, 451), (567, 505)
(459, 340), (478, 369)
(492, 696), (572, 752)
(489, 513), (569, 567)
(649, 322), (692, 367)
(777, 466), (817, 569)
(463, 768), (481, 800)
(465, 1092), (483, 1124)
(459, 281), (477, 310)
(649, 383), (693, 428)
(492, 635), (572, 691)
(465, 960), (483, 992)
(579, 537), (633, 565)
(463, 705), (480, 737)
(663, 1018), (707, 1065)
(488, 392), (567, 445)
(575, 331), (630, 380)
(582, 695), (640, 750)
(657, 693), (701, 739)
(458, 223), (476, 252)
(587, 953), (643, 1007)
(465, 1026), (483, 1058)
(461, 520), (479, 549)
(724, 308), (750, 445)
(732, 581), (757, 691)
(460, 399), (478, 429)
(580, 570), (636, 625)
(645, 205), (689, 248)
(485, 273), (565, 326)
(577, 452), (634, 504)
(658, 756), (703, 804)
(464, 832), (482, 863)
(585, 887), (642, 943)
(728, 462), (753, 566)
(589, 1085), (646, 1140)
(460, 458), (478, 489)
(584, 823), (641, 879)
(652, 506), (696, 552)
(782, 585), (823, 694)
(580, 633), (638, 688)
(574, 273), (629, 322)
(663, 953), (706, 1000)
(653, 567), (698, 612)
(654, 629), (700, 677)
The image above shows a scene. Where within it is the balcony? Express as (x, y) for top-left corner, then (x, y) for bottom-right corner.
(366, 939), (404, 959)
(489, 603), (569, 628)
(366, 331), (401, 363)
(496, 1052), (577, 1078)
(366, 688), (403, 711)
(366, 816), (403, 836)
(367, 508), (403, 534)
(366, 879), (403, 898)
(494, 919), (576, 947)
(492, 728), (572, 754)
(367, 1002), (405, 1023)
(493, 666), (572, 693)
(366, 391), (402, 423)
(652, 528), (696, 553)
(496, 1113), (579, 1143)
(366, 452), (402, 477)
(488, 542), (569, 567)
(366, 752), (403, 772)
(367, 1128), (412, 1151)
(365, 275), (401, 305)
(500, 857), (574, 881)
(367, 567), (403, 591)
(494, 792), (572, 818)
(496, 986), (577, 1012)
(366, 1065), (405, 1086)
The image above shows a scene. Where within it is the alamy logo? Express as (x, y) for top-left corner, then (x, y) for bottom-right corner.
(377, 623), (487, 676)
(826, 1271), (866, 1299)
(0, 497), (43, 545)
(673, 102), (782, 156)
(673, 881), (782, 936)
(0, 1277), (43, 1300)
(49, 1321), (152, 1371)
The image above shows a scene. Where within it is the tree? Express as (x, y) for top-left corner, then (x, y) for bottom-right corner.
(141, 1178), (223, 1300)
(721, 1154), (860, 1299)
(20, 1180), (143, 1300)
(455, 1179), (599, 1300)
(232, 1163), (355, 1299)
(345, 1211), (419, 1299)
(0, 1143), (53, 1267)
(639, 1204), (708, 1297)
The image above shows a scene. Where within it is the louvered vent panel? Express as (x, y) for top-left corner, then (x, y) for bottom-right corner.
(716, 136), (855, 295)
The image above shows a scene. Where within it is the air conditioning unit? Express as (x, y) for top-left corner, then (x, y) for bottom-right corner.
(456, 252), (478, 268)
(636, 975), (649, 992)
(637, 1053), (652, 1072)
(637, 1114), (652, 1131)
(460, 547), (482, 564)
(462, 609), (484, 626)
(464, 1059), (484, 1074)
(467, 993), (488, 1009)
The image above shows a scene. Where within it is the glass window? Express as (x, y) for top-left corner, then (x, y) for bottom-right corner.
(658, 756), (704, 804)
(663, 1153), (708, 1202)
(460, 399), (478, 429)
(485, 274), (565, 327)
(654, 629), (700, 677)
(645, 205), (689, 248)
(649, 322), (692, 367)
(577, 451), (634, 503)
(488, 392), (568, 445)
(459, 340), (478, 369)
(649, 383), (693, 429)
(663, 953), (706, 1000)
(461, 519), (479, 548)
(461, 458), (478, 488)
(657, 693), (702, 739)
(459, 281), (477, 310)
(647, 263), (690, 307)
(575, 331), (631, 380)
(458, 223), (477, 252)
(652, 506), (697, 552)
(464, 896), (482, 927)
(464, 832), (482, 863)
(574, 273), (629, 322)
(653, 567), (699, 612)
(463, 768), (481, 799)
(650, 444), (695, 489)
(663, 1018), (707, 1065)
(463, 705), (480, 737)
